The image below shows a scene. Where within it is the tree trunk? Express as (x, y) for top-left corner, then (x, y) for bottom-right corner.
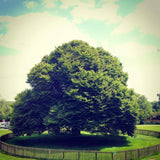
(54, 126), (60, 135)
(48, 125), (60, 135)
(72, 126), (81, 136)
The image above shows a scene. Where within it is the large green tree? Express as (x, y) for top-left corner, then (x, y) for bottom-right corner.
(11, 40), (138, 136)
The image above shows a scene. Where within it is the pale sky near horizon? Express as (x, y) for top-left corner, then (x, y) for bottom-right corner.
(0, 0), (160, 101)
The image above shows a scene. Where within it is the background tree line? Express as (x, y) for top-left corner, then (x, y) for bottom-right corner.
(135, 94), (160, 124)
(0, 99), (13, 121)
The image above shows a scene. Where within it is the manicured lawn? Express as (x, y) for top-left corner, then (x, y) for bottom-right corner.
(136, 125), (160, 132)
(6, 133), (128, 150)
(0, 129), (12, 137)
(137, 125), (160, 160)
(140, 152), (160, 160)
(101, 134), (160, 152)
(0, 126), (160, 160)
(0, 129), (36, 160)
(0, 150), (37, 160)
(6, 132), (160, 152)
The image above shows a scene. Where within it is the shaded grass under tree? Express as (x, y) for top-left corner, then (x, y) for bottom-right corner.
(6, 133), (129, 151)
(5, 131), (160, 152)
(1, 128), (160, 160)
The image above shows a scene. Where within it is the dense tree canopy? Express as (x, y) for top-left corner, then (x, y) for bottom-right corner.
(152, 101), (160, 113)
(135, 94), (153, 123)
(149, 98), (160, 121)
(0, 99), (12, 121)
(11, 40), (138, 136)
(11, 90), (50, 136)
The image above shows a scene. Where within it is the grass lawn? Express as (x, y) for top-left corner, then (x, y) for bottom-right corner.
(0, 129), (37, 160)
(136, 125), (160, 160)
(0, 125), (160, 160)
(5, 132), (160, 152)
(0, 129), (12, 137)
(140, 152), (160, 160)
(0, 150), (37, 160)
(136, 125), (160, 132)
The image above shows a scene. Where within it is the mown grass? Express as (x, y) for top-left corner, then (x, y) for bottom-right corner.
(6, 133), (128, 151)
(0, 129), (37, 160)
(6, 131), (160, 152)
(0, 150), (37, 160)
(1, 126), (160, 160)
(140, 152), (160, 160)
(101, 134), (160, 152)
(136, 124), (160, 132)
(136, 125), (160, 160)
(0, 129), (12, 137)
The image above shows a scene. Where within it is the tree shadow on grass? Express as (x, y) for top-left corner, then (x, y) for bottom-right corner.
(6, 134), (130, 151)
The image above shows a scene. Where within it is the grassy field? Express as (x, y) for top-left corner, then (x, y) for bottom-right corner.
(140, 152), (160, 160)
(0, 129), (36, 160)
(136, 125), (160, 132)
(0, 150), (37, 160)
(0, 126), (160, 160)
(5, 132), (160, 152)
(0, 129), (12, 137)
(137, 125), (160, 160)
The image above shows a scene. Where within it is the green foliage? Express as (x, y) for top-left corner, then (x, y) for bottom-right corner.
(142, 99), (160, 123)
(152, 101), (160, 112)
(11, 40), (138, 136)
(11, 90), (50, 136)
(135, 94), (153, 123)
(0, 99), (12, 121)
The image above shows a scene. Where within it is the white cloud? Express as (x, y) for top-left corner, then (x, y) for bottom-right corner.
(60, 0), (97, 9)
(0, 12), (97, 100)
(24, 1), (36, 9)
(101, 40), (160, 101)
(61, 0), (122, 24)
(0, 53), (30, 100)
(0, 12), (97, 51)
(102, 41), (157, 57)
(42, 0), (58, 8)
(125, 64), (160, 102)
(112, 0), (160, 37)
(60, 0), (84, 9)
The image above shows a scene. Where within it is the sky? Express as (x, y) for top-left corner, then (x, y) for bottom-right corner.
(0, 0), (160, 102)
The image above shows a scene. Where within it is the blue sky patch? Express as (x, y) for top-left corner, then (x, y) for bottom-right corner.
(0, 46), (19, 56)
(115, 0), (144, 17)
